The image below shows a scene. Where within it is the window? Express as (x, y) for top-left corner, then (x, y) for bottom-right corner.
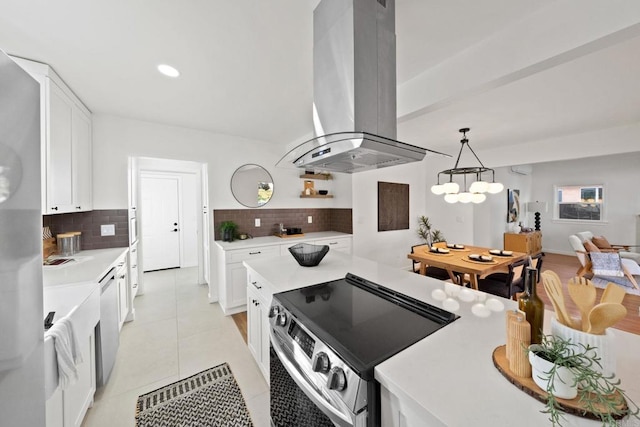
(555, 185), (604, 221)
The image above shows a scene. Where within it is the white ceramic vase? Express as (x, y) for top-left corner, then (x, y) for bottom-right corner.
(550, 317), (616, 378)
(528, 351), (578, 399)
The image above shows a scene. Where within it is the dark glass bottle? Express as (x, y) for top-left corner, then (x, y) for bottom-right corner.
(518, 267), (544, 344)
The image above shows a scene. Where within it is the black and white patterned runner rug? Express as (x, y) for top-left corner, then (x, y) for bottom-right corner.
(135, 363), (254, 427)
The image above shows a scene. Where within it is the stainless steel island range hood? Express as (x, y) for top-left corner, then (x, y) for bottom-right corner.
(277, 0), (447, 174)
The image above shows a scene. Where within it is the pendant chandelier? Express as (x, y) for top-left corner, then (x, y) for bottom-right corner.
(431, 128), (504, 203)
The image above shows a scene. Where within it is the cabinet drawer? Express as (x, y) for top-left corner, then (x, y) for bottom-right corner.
(314, 237), (352, 253)
(247, 270), (275, 302)
(226, 246), (280, 264)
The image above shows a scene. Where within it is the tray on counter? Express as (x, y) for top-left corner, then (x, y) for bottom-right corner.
(492, 345), (628, 421)
(274, 233), (305, 238)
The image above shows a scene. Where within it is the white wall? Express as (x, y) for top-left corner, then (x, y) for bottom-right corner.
(530, 152), (640, 255)
(352, 161), (427, 269)
(92, 114), (352, 211)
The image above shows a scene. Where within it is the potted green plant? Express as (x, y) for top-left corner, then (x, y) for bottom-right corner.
(527, 334), (639, 426)
(417, 215), (445, 247)
(219, 221), (238, 242)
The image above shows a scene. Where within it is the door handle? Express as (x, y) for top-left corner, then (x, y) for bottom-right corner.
(171, 228), (179, 232)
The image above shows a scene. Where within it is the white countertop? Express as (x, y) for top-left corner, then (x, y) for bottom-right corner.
(244, 251), (640, 427)
(215, 231), (351, 251)
(43, 247), (128, 322)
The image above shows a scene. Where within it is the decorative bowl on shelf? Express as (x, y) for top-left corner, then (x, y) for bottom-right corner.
(318, 190), (328, 195)
(288, 243), (330, 267)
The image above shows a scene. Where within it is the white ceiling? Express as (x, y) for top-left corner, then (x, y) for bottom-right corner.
(2, 0), (639, 155)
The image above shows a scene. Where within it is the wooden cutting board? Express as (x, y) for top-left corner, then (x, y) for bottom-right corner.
(43, 237), (56, 259)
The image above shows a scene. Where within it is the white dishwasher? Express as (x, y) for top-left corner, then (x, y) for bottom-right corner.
(95, 268), (119, 387)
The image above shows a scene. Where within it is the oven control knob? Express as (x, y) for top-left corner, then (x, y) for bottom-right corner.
(311, 352), (330, 373)
(268, 306), (280, 318)
(276, 312), (287, 327)
(327, 367), (347, 391)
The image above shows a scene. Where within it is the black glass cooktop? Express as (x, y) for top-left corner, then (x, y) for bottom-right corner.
(274, 273), (459, 380)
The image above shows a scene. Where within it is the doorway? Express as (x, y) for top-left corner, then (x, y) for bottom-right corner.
(130, 157), (210, 294)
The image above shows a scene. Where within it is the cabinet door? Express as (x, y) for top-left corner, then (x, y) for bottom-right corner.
(246, 286), (261, 363)
(228, 263), (248, 309)
(117, 264), (128, 329)
(46, 80), (74, 213)
(246, 284), (270, 383)
(72, 107), (92, 211)
(129, 244), (139, 298)
(62, 332), (95, 427)
(259, 300), (271, 384)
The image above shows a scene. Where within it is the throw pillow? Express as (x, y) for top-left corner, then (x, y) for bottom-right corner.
(592, 235), (613, 249)
(583, 239), (600, 253)
(590, 252), (624, 277)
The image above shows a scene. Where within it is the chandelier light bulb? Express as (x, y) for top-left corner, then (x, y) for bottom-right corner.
(458, 192), (473, 203)
(444, 193), (459, 204)
(469, 181), (489, 194)
(487, 182), (504, 194)
(442, 182), (459, 194)
(431, 184), (445, 195)
(471, 193), (487, 204)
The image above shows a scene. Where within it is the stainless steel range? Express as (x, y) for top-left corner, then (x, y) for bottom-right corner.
(269, 273), (458, 426)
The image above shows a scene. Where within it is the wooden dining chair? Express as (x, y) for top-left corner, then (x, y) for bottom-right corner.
(484, 252), (543, 289)
(477, 258), (529, 299)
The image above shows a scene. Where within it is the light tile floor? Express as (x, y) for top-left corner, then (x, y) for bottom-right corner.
(81, 267), (269, 427)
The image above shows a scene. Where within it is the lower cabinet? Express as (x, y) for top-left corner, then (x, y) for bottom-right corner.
(216, 245), (279, 315)
(246, 270), (272, 383)
(380, 386), (445, 427)
(46, 331), (96, 427)
(116, 258), (129, 330)
(313, 236), (352, 254)
(503, 231), (542, 255)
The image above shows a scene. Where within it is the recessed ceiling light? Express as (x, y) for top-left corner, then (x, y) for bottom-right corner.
(157, 64), (180, 78)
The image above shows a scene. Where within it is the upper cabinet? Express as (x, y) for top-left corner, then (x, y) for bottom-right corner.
(12, 57), (93, 214)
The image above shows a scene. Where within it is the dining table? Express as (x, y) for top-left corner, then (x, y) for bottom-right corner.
(407, 244), (528, 290)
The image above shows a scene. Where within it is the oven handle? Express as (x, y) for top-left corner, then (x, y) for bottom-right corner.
(270, 329), (354, 427)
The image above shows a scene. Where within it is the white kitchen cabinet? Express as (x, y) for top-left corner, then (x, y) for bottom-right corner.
(313, 236), (352, 254)
(129, 242), (139, 300)
(127, 242), (139, 322)
(246, 270), (273, 383)
(279, 235), (352, 256)
(116, 258), (129, 330)
(46, 331), (97, 427)
(11, 57), (92, 214)
(45, 281), (100, 427)
(46, 388), (63, 427)
(62, 332), (96, 427)
(215, 244), (280, 315)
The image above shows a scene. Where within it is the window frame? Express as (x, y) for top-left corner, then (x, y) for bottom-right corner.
(553, 184), (606, 224)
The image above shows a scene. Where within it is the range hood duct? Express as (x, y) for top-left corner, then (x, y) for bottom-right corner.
(277, 0), (447, 174)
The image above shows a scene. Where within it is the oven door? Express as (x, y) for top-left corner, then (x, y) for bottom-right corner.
(270, 329), (363, 427)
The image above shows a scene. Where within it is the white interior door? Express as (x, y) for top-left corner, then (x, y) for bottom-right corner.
(141, 175), (181, 271)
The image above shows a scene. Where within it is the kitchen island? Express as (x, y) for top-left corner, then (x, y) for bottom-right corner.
(244, 251), (640, 426)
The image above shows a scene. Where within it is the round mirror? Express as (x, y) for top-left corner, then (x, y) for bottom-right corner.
(230, 164), (274, 208)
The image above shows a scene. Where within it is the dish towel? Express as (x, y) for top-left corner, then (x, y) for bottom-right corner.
(48, 317), (83, 389)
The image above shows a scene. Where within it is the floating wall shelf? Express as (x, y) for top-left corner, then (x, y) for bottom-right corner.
(299, 173), (332, 180)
